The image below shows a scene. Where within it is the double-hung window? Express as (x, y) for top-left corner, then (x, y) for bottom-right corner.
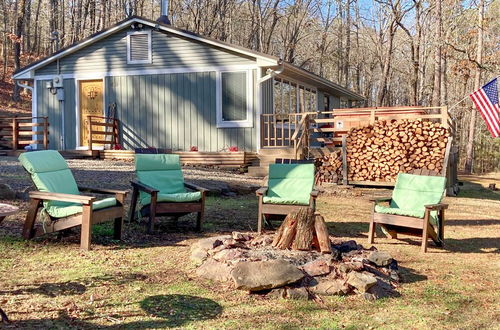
(216, 70), (253, 128)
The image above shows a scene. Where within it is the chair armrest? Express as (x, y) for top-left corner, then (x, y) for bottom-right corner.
(369, 197), (392, 203)
(310, 190), (319, 198)
(130, 180), (159, 194)
(29, 191), (96, 205)
(78, 186), (129, 195)
(256, 187), (268, 196)
(184, 182), (209, 192)
(425, 203), (449, 210)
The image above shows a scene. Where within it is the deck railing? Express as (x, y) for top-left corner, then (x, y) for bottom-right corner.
(87, 115), (119, 151)
(0, 116), (49, 150)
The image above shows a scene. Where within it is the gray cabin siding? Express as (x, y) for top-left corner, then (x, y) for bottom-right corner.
(106, 70), (257, 152)
(36, 79), (77, 150)
(35, 28), (255, 76)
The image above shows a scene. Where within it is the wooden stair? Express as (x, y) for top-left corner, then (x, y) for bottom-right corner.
(247, 148), (299, 177)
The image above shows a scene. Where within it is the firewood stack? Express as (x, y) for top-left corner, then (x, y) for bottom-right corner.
(315, 119), (449, 184)
(314, 150), (342, 185)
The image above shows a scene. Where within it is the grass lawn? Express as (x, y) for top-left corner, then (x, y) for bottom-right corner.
(0, 170), (499, 329)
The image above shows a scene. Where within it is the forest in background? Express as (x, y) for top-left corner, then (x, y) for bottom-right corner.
(0, 0), (498, 173)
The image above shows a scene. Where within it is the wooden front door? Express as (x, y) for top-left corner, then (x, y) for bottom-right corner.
(79, 80), (104, 146)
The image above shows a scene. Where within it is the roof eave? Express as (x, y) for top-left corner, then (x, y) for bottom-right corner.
(282, 63), (365, 101)
(13, 16), (279, 79)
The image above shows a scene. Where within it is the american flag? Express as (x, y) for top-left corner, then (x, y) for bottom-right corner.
(469, 78), (500, 138)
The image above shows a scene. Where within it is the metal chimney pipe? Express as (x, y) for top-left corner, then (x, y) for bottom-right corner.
(161, 0), (169, 16)
(157, 0), (171, 25)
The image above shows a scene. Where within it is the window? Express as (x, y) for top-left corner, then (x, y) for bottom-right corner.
(216, 70), (253, 128)
(273, 77), (317, 117)
(127, 31), (152, 64)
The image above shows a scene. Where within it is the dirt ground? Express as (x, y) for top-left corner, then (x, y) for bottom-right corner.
(0, 157), (499, 329)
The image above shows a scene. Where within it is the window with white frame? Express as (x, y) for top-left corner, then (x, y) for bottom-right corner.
(127, 30), (152, 64)
(216, 70), (253, 128)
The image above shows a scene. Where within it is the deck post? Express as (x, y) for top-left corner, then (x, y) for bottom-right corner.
(43, 117), (49, 149)
(441, 106), (449, 129)
(87, 115), (93, 151)
(12, 118), (18, 150)
(342, 134), (348, 185)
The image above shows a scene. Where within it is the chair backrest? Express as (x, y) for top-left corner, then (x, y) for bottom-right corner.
(267, 163), (315, 201)
(135, 154), (186, 195)
(18, 150), (80, 208)
(390, 173), (446, 211)
(275, 158), (315, 164)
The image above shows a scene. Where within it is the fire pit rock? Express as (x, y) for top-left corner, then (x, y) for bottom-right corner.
(191, 232), (401, 300)
(231, 260), (304, 291)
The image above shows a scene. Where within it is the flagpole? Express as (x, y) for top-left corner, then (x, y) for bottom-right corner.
(447, 94), (471, 113)
(447, 75), (499, 113)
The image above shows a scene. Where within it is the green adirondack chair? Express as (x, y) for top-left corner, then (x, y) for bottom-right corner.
(368, 172), (448, 253)
(19, 150), (128, 250)
(256, 163), (318, 233)
(129, 154), (207, 233)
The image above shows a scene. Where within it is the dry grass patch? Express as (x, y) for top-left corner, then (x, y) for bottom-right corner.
(0, 172), (499, 328)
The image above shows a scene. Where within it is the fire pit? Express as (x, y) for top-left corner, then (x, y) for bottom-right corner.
(191, 209), (400, 301)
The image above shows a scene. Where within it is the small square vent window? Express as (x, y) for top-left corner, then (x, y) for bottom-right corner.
(127, 31), (152, 64)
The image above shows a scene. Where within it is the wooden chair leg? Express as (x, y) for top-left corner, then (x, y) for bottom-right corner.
(147, 193), (157, 234)
(80, 204), (93, 251)
(196, 194), (205, 232)
(438, 209), (445, 246)
(128, 187), (139, 223)
(23, 199), (41, 239)
(114, 217), (123, 240)
(368, 218), (375, 244)
(421, 211), (430, 253)
(257, 198), (263, 234)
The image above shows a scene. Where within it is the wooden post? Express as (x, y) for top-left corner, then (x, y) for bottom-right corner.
(441, 106), (449, 129)
(12, 118), (18, 150)
(43, 117), (49, 149)
(87, 115), (93, 151)
(342, 134), (348, 185)
(113, 118), (119, 148)
(370, 109), (375, 125)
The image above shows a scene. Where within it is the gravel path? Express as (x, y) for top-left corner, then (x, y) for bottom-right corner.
(0, 156), (262, 195)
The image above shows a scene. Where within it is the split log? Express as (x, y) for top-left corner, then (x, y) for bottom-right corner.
(291, 208), (315, 250)
(313, 215), (332, 253)
(272, 212), (298, 249)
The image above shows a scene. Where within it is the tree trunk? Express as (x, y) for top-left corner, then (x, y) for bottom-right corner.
(464, 0), (484, 174)
(431, 0), (442, 106)
(12, 0), (27, 102)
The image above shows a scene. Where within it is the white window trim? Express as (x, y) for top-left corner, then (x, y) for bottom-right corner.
(216, 70), (253, 128)
(127, 30), (152, 64)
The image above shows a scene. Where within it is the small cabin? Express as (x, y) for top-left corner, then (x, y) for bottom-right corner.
(12, 16), (363, 158)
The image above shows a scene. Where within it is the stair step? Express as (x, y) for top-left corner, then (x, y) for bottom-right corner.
(247, 166), (269, 177)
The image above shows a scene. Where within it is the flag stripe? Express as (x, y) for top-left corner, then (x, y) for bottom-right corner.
(480, 89), (500, 122)
(469, 78), (500, 138)
(470, 92), (500, 137)
(471, 92), (498, 131)
(475, 91), (500, 131)
(477, 90), (500, 131)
